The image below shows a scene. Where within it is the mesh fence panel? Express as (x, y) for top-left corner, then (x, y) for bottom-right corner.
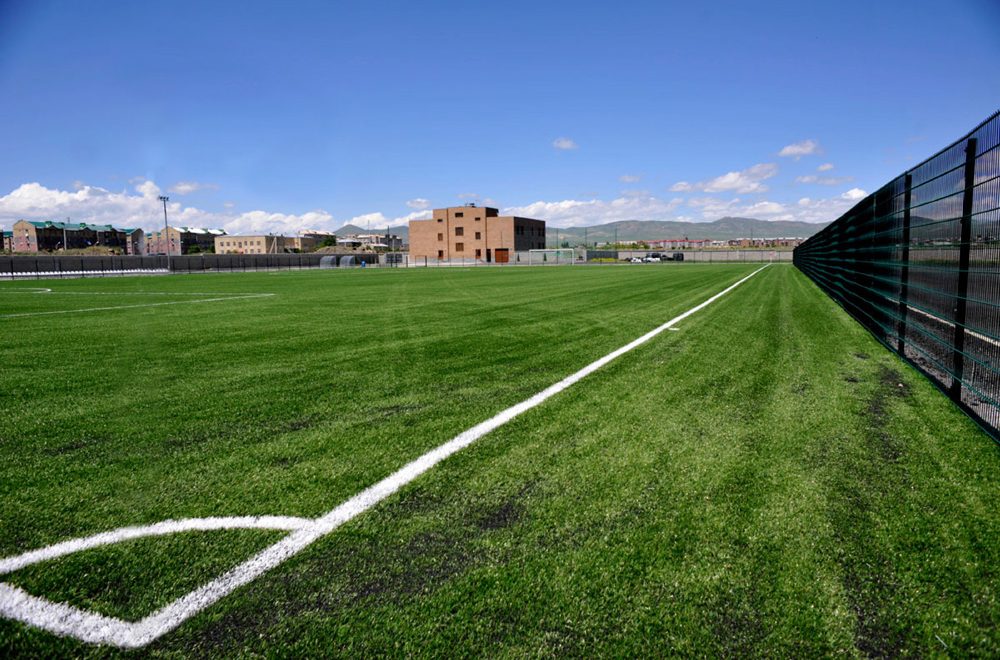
(795, 110), (1000, 439)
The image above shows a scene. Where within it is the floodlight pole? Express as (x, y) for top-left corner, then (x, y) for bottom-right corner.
(158, 195), (171, 270)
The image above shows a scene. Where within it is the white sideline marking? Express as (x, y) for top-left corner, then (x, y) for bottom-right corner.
(0, 290), (259, 296)
(0, 293), (275, 319)
(0, 264), (769, 647)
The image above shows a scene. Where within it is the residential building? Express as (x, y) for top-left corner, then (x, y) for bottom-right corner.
(409, 204), (545, 263)
(215, 234), (295, 254)
(632, 238), (705, 250)
(3, 230), (12, 252)
(12, 220), (144, 254)
(145, 226), (226, 255)
(297, 231), (337, 251)
(333, 232), (403, 251)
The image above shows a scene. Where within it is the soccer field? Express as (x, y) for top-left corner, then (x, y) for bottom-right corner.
(1, 264), (998, 656)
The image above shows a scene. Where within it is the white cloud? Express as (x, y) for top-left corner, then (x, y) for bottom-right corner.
(222, 209), (336, 235)
(779, 139), (822, 159)
(521, 190), (862, 226)
(503, 195), (684, 228)
(0, 179), (429, 236)
(552, 137), (578, 150)
(168, 181), (219, 195)
(135, 180), (162, 198)
(793, 195), (866, 223)
(704, 163), (777, 193)
(669, 163), (778, 194)
(406, 198), (431, 210)
(619, 174), (642, 183)
(795, 175), (853, 185)
(817, 163), (834, 172)
(1, 178), (862, 242)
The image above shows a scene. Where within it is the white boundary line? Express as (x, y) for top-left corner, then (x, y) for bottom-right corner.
(0, 290), (263, 296)
(0, 264), (769, 647)
(0, 293), (275, 319)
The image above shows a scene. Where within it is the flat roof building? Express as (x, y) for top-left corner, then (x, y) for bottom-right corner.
(409, 204), (545, 263)
(215, 234), (296, 254)
(145, 226), (226, 255)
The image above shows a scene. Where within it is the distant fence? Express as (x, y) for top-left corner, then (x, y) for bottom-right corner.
(613, 250), (794, 263)
(0, 253), (388, 278)
(0, 249), (799, 277)
(794, 110), (1000, 439)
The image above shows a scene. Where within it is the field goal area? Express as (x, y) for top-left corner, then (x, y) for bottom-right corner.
(527, 248), (576, 265)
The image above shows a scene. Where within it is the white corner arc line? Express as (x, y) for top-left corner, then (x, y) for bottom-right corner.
(0, 264), (769, 648)
(0, 293), (275, 319)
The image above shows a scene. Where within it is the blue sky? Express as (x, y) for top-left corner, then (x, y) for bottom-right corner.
(1, 0), (998, 233)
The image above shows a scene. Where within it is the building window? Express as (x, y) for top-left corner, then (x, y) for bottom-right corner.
(437, 249), (444, 259)
(475, 216), (481, 221)
(475, 248), (482, 258)
(455, 212), (464, 218)
(437, 218), (443, 222)
(455, 227), (464, 237)
(437, 233), (443, 241)
(455, 242), (464, 252)
(475, 231), (481, 239)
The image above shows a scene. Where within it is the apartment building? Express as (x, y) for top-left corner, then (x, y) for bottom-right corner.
(409, 204), (545, 263)
(215, 234), (295, 254)
(12, 220), (144, 254)
(145, 226), (226, 255)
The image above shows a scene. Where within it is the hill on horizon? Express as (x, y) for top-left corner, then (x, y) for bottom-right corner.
(333, 216), (829, 245)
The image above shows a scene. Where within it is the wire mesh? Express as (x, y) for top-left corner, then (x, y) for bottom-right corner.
(794, 110), (1000, 440)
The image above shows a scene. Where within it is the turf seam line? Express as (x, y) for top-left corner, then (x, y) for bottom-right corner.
(0, 264), (769, 648)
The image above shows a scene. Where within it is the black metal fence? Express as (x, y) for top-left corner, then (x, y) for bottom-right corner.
(794, 110), (1000, 439)
(0, 253), (386, 278)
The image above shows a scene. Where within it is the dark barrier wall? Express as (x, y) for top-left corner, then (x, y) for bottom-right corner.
(0, 253), (383, 276)
(794, 110), (1000, 439)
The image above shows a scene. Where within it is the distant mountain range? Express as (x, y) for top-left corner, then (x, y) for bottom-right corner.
(332, 223), (408, 238)
(333, 217), (829, 246)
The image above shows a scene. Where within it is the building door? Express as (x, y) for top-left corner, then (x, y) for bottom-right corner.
(495, 248), (509, 264)
(486, 248), (492, 263)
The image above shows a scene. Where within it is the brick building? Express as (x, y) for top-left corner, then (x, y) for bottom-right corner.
(12, 220), (144, 254)
(145, 226), (226, 255)
(215, 234), (294, 254)
(409, 204), (545, 263)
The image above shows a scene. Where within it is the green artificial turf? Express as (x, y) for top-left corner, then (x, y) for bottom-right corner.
(1, 264), (997, 656)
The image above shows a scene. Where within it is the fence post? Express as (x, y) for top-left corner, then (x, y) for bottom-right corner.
(950, 137), (977, 402)
(897, 173), (912, 356)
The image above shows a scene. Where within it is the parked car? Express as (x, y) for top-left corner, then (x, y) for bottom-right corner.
(642, 255), (661, 263)
(629, 257), (642, 263)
